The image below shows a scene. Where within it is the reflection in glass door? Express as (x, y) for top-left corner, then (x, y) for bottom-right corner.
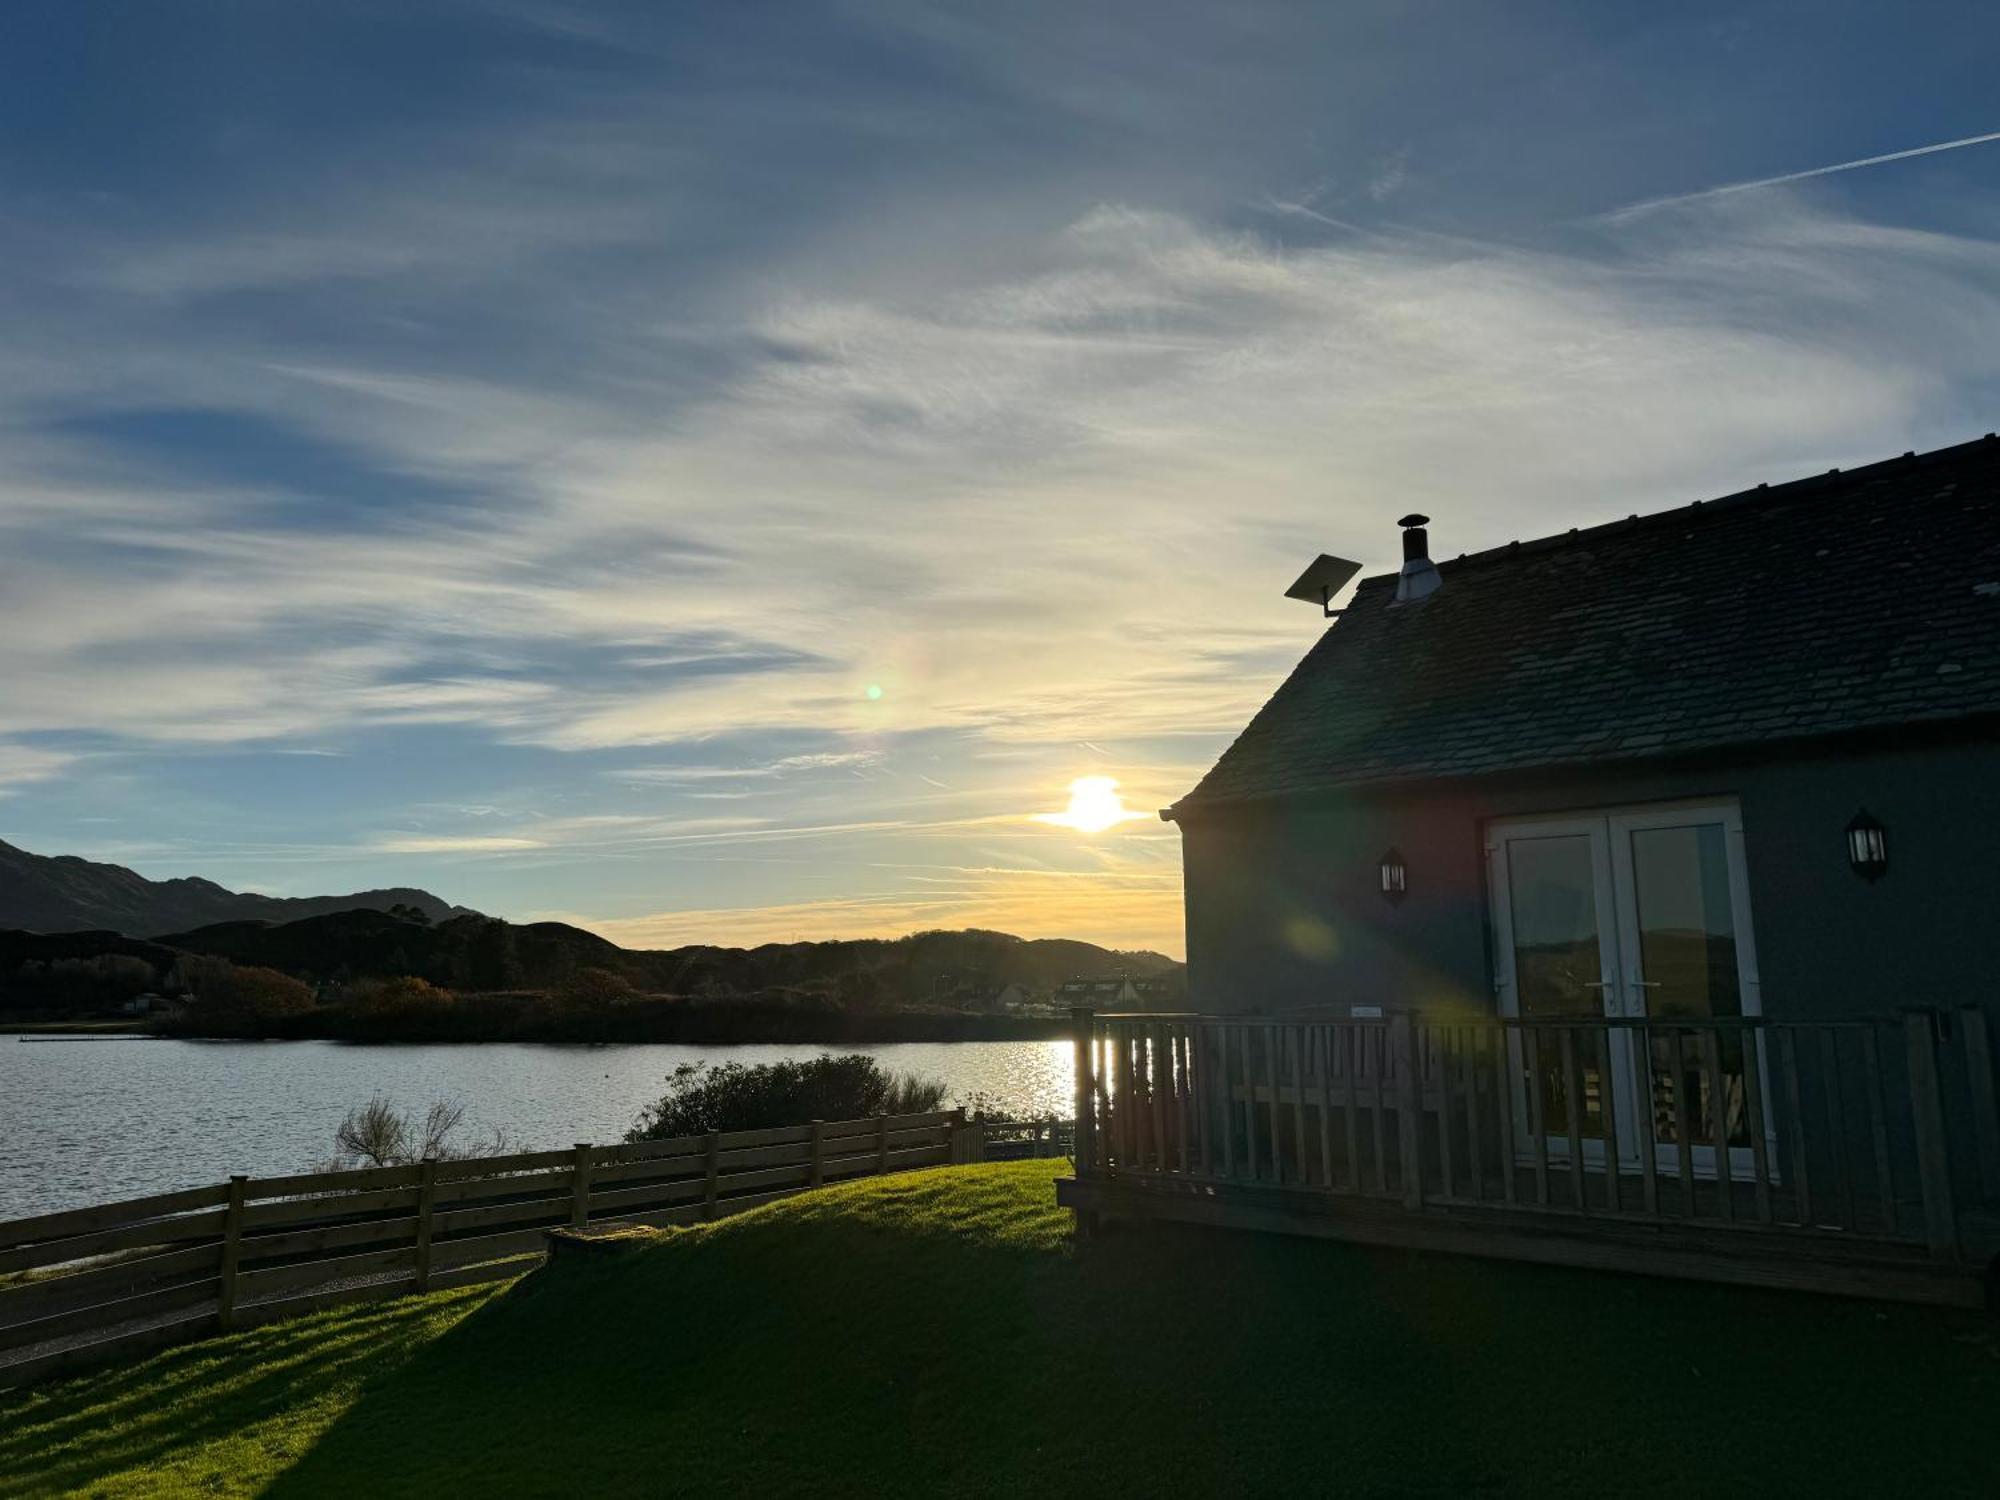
(1611, 811), (1766, 1178)
(1489, 803), (1765, 1178)
(1490, 819), (1625, 1163)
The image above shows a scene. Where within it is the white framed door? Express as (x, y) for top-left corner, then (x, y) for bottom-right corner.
(1488, 801), (1769, 1179)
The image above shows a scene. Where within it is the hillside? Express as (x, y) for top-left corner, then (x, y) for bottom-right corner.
(1, 909), (1181, 1034)
(4, 1162), (1992, 1496)
(148, 914), (1174, 1001)
(0, 837), (469, 937)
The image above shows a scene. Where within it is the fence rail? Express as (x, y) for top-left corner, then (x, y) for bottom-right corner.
(0, 1107), (985, 1388)
(1066, 1006), (2000, 1304)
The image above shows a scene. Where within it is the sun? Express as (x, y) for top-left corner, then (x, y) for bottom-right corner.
(1035, 776), (1148, 833)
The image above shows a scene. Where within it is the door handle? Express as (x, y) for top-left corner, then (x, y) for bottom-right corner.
(1582, 981), (1616, 990)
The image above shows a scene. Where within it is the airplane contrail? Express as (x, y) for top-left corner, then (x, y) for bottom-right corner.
(1604, 128), (2000, 222)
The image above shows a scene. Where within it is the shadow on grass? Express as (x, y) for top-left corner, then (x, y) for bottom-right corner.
(0, 1284), (502, 1499)
(258, 1163), (2000, 1500)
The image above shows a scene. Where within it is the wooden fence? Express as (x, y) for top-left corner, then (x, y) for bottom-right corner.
(1064, 1007), (2000, 1305)
(0, 1108), (977, 1389)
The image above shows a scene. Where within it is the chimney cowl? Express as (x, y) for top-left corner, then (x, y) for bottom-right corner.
(1393, 513), (1441, 604)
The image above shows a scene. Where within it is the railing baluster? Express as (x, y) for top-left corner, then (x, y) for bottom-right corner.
(1597, 1023), (1620, 1214)
(1524, 1027), (1550, 1207)
(1343, 1026), (1362, 1192)
(1317, 1027), (1335, 1190)
(1117, 1025), (1137, 1171)
(1289, 1024), (1308, 1183)
(1241, 1023), (1260, 1183)
(1370, 1025), (1390, 1195)
(1672, 1027), (1698, 1218)
(1150, 1022), (1169, 1173)
(1702, 1027), (1733, 1223)
(1819, 1027), (1851, 1230)
(1436, 1025), (1458, 1201)
(1560, 1026), (1587, 1214)
(1860, 1025), (1895, 1233)
(1461, 1027), (1484, 1203)
(1217, 1025), (1235, 1180)
(1740, 1025), (1774, 1224)
(1394, 1014), (1423, 1210)
(1264, 1023), (1284, 1184)
(1168, 1032), (1184, 1184)
(1635, 1024), (1659, 1217)
(1779, 1026), (1812, 1227)
(1492, 1025), (1518, 1206)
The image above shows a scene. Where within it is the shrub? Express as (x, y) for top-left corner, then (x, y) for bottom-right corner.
(551, 966), (637, 1010)
(626, 1055), (947, 1142)
(177, 958), (314, 1034)
(346, 975), (454, 1020)
(323, 1096), (507, 1169)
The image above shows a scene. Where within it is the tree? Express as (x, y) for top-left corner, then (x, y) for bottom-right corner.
(626, 1055), (946, 1142)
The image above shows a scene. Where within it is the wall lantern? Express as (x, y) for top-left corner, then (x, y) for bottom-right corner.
(1845, 809), (1888, 883)
(1378, 848), (1408, 905)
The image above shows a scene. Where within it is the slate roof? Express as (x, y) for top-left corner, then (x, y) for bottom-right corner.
(1174, 434), (2000, 813)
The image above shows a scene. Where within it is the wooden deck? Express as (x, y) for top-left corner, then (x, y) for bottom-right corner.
(1063, 1008), (2000, 1307)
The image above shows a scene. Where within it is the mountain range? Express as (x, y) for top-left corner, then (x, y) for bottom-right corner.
(0, 837), (471, 936)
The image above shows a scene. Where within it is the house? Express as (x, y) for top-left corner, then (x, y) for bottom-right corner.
(1061, 436), (2000, 1306)
(1170, 436), (2000, 1033)
(1057, 974), (1183, 1011)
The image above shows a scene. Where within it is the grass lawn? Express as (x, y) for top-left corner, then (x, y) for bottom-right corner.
(3, 1160), (1995, 1498)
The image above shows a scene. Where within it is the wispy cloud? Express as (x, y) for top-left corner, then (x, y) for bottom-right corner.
(8, 6), (2000, 950)
(372, 836), (548, 854)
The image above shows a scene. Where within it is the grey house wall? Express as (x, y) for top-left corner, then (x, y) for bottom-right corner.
(1178, 735), (2000, 1022)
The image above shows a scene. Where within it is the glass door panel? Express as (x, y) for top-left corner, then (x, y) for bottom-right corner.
(1626, 822), (1750, 1152)
(1496, 827), (1618, 1148)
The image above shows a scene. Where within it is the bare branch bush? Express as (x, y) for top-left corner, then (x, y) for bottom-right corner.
(322, 1095), (510, 1170)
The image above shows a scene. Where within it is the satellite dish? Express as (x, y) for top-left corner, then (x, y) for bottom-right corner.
(1283, 554), (1363, 617)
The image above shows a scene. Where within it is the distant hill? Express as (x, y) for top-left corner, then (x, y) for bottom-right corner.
(0, 837), (471, 937)
(147, 914), (1178, 1003)
(3, 904), (1179, 1016)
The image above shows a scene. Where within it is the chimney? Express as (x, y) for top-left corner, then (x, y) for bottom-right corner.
(1394, 513), (1441, 603)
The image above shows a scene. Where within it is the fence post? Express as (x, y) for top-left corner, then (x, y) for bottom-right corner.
(413, 1155), (438, 1293)
(876, 1111), (890, 1177)
(809, 1119), (826, 1188)
(571, 1142), (593, 1229)
(965, 1117), (987, 1163)
(217, 1173), (247, 1331)
(1071, 1007), (1096, 1174)
(947, 1106), (967, 1164)
(1901, 1010), (1959, 1260)
(703, 1131), (720, 1220)
(1393, 1013), (1424, 1210)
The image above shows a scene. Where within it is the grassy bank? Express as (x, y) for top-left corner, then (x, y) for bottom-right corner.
(4, 1161), (1995, 1498)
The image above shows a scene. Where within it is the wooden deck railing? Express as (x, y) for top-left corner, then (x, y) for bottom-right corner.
(0, 1108), (977, 1388)
(1066, 1007), (2000, 1303)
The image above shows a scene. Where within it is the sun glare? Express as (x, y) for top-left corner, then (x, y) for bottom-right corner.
(1035, 775), (1147, 833)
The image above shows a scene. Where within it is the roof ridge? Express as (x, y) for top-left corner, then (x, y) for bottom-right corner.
(1352, 430), (2000, 585)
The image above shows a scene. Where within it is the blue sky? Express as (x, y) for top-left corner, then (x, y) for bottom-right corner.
(4, 2), (2000, 956)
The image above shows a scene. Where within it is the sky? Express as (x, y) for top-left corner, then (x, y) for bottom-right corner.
(4, 2), (2000, 959)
